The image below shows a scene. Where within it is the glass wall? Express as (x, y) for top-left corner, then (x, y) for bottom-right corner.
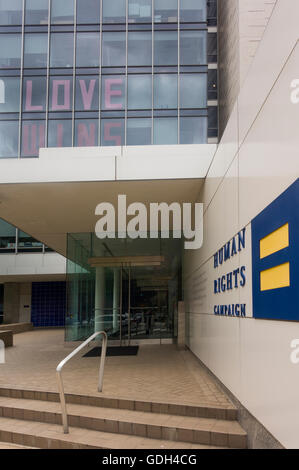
(0, 218), (52, 253)
(0, 0), (217, 157)
(66, 233), (182, 342)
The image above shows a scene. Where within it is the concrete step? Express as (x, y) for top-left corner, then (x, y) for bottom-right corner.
(0, 386), (237, 421)
(0, 417), (228, 449)
(0, 396), (247, 448)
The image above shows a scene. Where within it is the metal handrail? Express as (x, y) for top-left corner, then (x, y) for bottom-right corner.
(56, 331), (108, 434)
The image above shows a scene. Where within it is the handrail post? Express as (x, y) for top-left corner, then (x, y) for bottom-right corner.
(56, 331), (107, 434)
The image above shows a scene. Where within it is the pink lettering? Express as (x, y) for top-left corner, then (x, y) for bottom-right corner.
(77, 123), (96, 146)
(22, 123), (45, 156)
(79, 79), (96, 110)
(25, 80), (43, 111)
(104, 122), (122, 146)
(105, 78), (123, 110)
(52, 80), (71, 111)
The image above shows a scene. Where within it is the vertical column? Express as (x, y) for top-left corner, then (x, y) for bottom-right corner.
(113, 268), (120, 332)
(95, 266), (106, 332)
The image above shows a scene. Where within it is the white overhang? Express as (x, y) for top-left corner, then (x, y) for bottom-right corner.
(0, 144), (216, 257)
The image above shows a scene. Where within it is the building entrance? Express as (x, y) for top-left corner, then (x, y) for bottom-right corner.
(65, 235), (182, 343)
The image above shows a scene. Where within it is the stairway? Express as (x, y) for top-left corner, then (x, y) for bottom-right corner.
(0, 387), (247, 449)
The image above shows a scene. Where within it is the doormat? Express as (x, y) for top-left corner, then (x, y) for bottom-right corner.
(83, 346), (139, 357)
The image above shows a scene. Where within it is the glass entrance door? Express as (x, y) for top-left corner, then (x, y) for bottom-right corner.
(94, 263), (176, 345)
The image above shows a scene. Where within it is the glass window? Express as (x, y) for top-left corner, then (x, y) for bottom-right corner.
(18, 230), (43, 252)
(25, 0), (49, 25)
(154, 74), (177, 109)
(77, 0), (100, 24)
(154, 117), (177, 144)
(24, 33), (48, 68)
(180, 116), (207, 144)
(103, 0), (125, 23)
(50, 33), (74, 68)
(23, 77), (47, 112)
(0, 34), (21, 68)
(101, 119), (124, 146)
(102, 32), (126, 67)
(0, 0), (22, 25)
(75, 119), (98, 147)
(154, 0), (177, 23)
(48, 119), (72, 147)
(128, 0), (152, 23)
(127, 118), (151, 146)
(49, 76), (73, 112)
(128, 32), (152, 66)
(208, 68), (217, 100)
(180, 74), (207, 108)
(180, 31), (206, 65)
(76, 32), (100, 67)
(0, 219), (16, 250)
(21, 120), (46, 157)
(208, 32), (217, 63)
(180, 0), (206, 22)
(0, 121), (18, 157)
(154, 31), (177, 66)
(75, 76), (99, 111)
(128, 75), (152, 110)
(51, 0), (74, 24)
(101, 75), (125, 110)
(0, 77), (20, 112)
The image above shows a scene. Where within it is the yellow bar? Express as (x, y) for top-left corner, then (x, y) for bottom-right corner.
(260, 223), (289, 259)
(260, 262), (290, 291)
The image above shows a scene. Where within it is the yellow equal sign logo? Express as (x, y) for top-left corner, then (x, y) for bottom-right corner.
(259, 223), (290, 291)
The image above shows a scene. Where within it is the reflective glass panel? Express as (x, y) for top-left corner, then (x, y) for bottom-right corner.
(128, 75), (152, 110)
(77, 0), (100, 24)
(154, 74), (177, 109)
(49, 76), (73, 112)
(101, 75), (126, 110)
(18, 230), (43, 252)
(103, 0), (126, 23)
(180, 74), (207, 108)
(24, 33), (48, 68)
(154, 117), (177, 144)
(75, 76), (99, 111)
(180, 0), (206, 22)
(0, 34), (21, 68)
(128, 32), (152, 66)
(76, 32), (100, 67)
(25, 0), (49, 25)
(102, 32), (126, 67)
(48, 119), (72, 147)
(51, 0), (74, 24)
(23, 77), (47, 112)
(0, 0), (22, 25)
(154, 31), (177, 66)
(0, 121), (18, 157)
(154, 0), (177, 23)
(0, 219), (16, 250)
(128, 0), (152, 23)
(180, 31), (206, 65)
(180, 116), (207, 144)
(101, 119), (124, 146)
(127, 118), (152, 146)
(21, 120), (46, 157)
(0, 77), (20, 112)
(50, 33), (74, 68)
(75, 119), (98, 147)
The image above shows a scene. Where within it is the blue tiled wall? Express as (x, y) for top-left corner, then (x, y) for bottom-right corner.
(31, 282), (66, 327)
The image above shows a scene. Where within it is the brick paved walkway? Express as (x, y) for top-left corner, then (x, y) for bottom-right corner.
(0, 329), (232, 408)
